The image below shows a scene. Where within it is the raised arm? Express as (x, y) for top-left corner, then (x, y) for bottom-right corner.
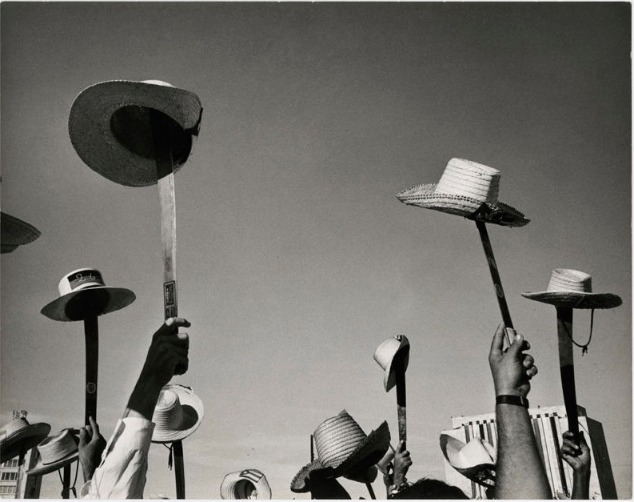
(561, 430), (591, 499)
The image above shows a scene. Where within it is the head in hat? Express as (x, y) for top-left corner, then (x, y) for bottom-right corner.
(41, 267), (136, 322)
(0, 416), (51, 463)
(522, 268), (622, 310)
(151, 384), (204, 443)
(396, 158), (529, 227)
(1, 212), (41, 254)
(26, 429), (79, 476)
(374, 335), (410, 392)
(69, 80), (202, 187)
(439, 434), (496, 488)
(220, 469), (272, 499)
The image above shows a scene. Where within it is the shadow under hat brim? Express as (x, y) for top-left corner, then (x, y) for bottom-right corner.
(1, 212), (41, 253)
(383, 342), (410, 392)
(69, 80), (202, 187)
(440, 434), (496, 487)
(41, 287), (136, 322)
(0, 423), (51, 463)
(522, 291), (622, 310)
(290, 459), (323, 493)
(221, 471), (272, 500)
(25, 449), (79, 477)
(396, 184), (529, 228)
(152, 385), (204, 443)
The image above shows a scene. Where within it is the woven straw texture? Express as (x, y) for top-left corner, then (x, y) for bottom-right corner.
(151, 384), (204, 443)
(26, 429), (79, 476)
(0, 418), (51, 464)
(314, 411), (366, 468)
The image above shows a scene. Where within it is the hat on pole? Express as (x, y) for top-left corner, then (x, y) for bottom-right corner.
(373, 335), (410, 392)
(439, 434), (496, 487)
(220, 469), (272, 499)
(41, 267), (136, 322)
(1, 212), (41, 254)
(151, 384), (204, 443)
(25, 429), (79, 476)
(69, 79), (202, 187)
(0, 417), (51, 463)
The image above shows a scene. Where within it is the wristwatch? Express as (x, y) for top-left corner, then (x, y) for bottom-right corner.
(496, 394), (529, 408)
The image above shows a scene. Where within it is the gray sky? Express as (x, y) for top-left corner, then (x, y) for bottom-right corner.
(1, 2), (631, 499)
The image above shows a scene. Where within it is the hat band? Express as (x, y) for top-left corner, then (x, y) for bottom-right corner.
(58, 268), (105, 296)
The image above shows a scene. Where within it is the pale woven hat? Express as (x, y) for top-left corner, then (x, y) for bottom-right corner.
(151, 384), (204, 443)
(439, 434), (496, 487)
(1, 212), (41, 254)
(26, 429), (79, 476)
(220, 469), (272, 499)
(522, 268), (622, 309)
(69, 79), (202, 187)
(373, 335), (410, 392)
(396, 158), (529, 227)
(0, 417), (51, 463)
(41, 267), (136, 322)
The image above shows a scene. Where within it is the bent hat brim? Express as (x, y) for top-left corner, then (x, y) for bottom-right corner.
(290, 459), (323, 493)
(439, 434), (496, 488)
(152, 385), (204, 443)
(383, 339), (410, 392)
(1, 212), (41, 253)
(522, 291), (622, 310)
(0, 423), (51, 463)
(41, 287), (136, 322)
(396, 184), (529, 228)
(69, 80), (202, 187)
(25, 449), (79, 477)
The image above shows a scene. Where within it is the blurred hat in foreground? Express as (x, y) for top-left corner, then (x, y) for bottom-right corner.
(221, 469), (272, 499)
(439, 434), (496, 487)
(0, 417), (51, 463)
(1, 212), (40, 254)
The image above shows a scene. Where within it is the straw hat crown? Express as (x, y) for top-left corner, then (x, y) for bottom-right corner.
(314, 410), (367, 469)
(0, 417), (51, 463)
(373, 335), (410, 392)
(220, 469), (272, 499)
(151, 384), (204, 443)
(26, 429), (79, 476)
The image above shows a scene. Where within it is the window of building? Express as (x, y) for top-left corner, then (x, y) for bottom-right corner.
(0, 472), (17, 481)
(1, 459), (18, 468)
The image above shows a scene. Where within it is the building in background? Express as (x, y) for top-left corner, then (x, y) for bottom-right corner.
(442, 405), (616, 499)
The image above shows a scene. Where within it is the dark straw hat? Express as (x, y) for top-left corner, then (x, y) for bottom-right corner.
(0, 417), (51, 463)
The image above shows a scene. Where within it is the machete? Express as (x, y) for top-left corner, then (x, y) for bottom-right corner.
(556, 307), (580, 444)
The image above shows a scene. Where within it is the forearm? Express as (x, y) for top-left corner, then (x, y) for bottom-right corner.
(126, 370), (164, 420)
(496, 404), (552, 499)
(571, 469), (590, 499)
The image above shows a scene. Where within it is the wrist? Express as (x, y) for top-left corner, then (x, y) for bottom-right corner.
(496, 394), (529, 408)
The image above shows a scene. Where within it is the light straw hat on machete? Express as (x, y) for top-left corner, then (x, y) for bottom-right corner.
(41, 267), (135, 322)
(68, 80), (202, 187)
(151, 384), (204, 443)
(220, 469), (272, 499)
(373, 335), (410, 392)
(1, 211), (41, 254)
(0, 417), (51, 463)
(26, 429), (79, 476)
(522, 268), (622, 309)
(396, 158), (529, 227)
(439, 434), (496, 487)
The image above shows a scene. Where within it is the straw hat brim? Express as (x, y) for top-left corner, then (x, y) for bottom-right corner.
(521, 291), (622, 310)
(383, 341), (410, 392)
(290, 459), (323, 493)
(396, 183), (529, 228)
(152, 385), (204, 443)
(41, 287), (136, 322)
(439, 434), (496, 488)
(69, 80), (202, 187)
(25, 449), (79, 476)
(1, 212), (41, 253)
(0, 423), (51, 463)
(221, 471), (272, 499)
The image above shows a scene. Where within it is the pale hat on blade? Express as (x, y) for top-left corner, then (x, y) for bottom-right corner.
(0, 417), (51, 463)
(26, 429), (79, 476)
(41, 267), (136, 322)
(220, 469), (272, 499)
(69, 79), (203, 187)
(373, 335), (410, 392)
(439, 434), (496, 487)
(1, 212), (41, 254)
(396, 158), (529, 227)
(522, 268), (622, 310)
(151, 384), (204, 443)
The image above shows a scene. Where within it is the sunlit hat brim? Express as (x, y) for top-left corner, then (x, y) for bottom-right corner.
(152, 385), (204, 443)
(439, 434), (496, 487)
(0, 423), (51, 463)
(25, 449), (79, 477)
(522, 291), (622, 310)
(382, 338), (410, 392)
(1, 212), (41, 253)
(41, 287), (136, 322)
(69, 80), (202, 187)
(221, 470), (272, 499)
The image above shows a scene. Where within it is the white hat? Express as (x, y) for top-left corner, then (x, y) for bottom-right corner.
(439, 434), (496, 487)
(220, 469), (272, 499)
(26, 429), (79, 476)
(151, 384), (204, 443)
(373, 335), (410, 392)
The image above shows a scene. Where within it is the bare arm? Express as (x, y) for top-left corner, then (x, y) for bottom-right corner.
(561, 431), (591, 499)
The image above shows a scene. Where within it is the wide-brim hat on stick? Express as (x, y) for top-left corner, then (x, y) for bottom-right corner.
(373, 335), (410, 392)
(151, 384), (204, 443)
(396, 158), (529, 227)
(0, 417), (51, 463)
(26, 429), (79, 476)
(522, 268), (621, 310)
(439, 434), (496, 487)
(220, 469), (272, 499)
(69, 79), (202, 187)
(1, 212), (41, 254)
(41, 267), (136, 322)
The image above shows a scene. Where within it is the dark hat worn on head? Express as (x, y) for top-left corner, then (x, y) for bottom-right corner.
(151, 384), (204, 443)
(1, 212), (41, 254)
(373, 335), (410, 392)
(396, 158), (529, 227)
(69, 80), (202, 187)
(26, 429), (79, 476)
(0, 417), (51, 463)
(220, 469), (272, 499)
(439, 434), (496, 488)
(41, 267), (136, 322)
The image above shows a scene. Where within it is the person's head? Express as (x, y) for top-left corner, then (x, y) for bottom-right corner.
(390, 478), (468, 499)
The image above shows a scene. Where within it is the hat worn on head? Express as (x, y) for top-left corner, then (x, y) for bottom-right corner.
(373, 335), (410, 392)
(151, 384), (204, 443)
(1, 212), (41, 254)
(0, 417), (51, 463)
(26, 429), (79, 476)
(220, 469), (272, 499)
(439, 434), (496, 487)
(41, 267), (136, 322)
(396, 158), (529, 227)
(522, 268), (622, 310)
(69, 79), (203, 187)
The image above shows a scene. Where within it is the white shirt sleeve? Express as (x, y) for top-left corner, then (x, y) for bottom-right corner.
(81, 417), (155, 499)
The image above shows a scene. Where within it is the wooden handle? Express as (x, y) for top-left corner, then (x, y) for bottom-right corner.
(84, 315), (99, 425)
(366, 482), (376, 499)
(61, 464), (71, 499)
(173, 440), (186, 499)
(557, 307), (580, 444)
(395, 361), (407, 447)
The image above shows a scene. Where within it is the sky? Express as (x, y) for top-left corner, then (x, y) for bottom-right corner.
(1, 2), (631, 499)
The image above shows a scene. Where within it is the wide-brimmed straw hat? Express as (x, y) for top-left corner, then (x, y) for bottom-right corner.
(396, 158), (529, 227)
(373, 335), (410, 392)
(69, 79), (203, 187)
(1, 212), (41, 254)
(26, 429), (79, 476)
(0, 417), (51, 463)
(290, 460), (351, 497)
(522, 268), (622, 310)
(41, 267), (136, 322)
(439, 434), (496, 487)
(151, 384), (204, 443)
(220, 469), (272, 499)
